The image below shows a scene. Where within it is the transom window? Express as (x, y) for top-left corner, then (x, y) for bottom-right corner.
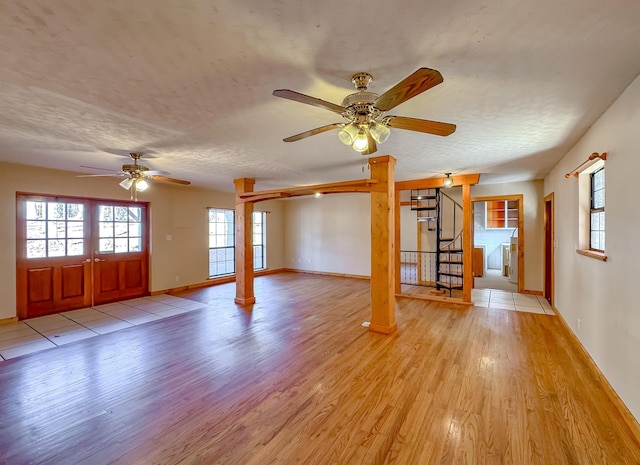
(25, 200), (85, 258)
(590, 167), (605, 252)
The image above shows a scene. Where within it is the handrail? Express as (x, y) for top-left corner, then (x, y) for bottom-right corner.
(565, 152), (607, 178)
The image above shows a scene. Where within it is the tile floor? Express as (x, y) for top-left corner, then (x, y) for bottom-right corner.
(0, 294), (208, 361)
(472, 288), (554, 315)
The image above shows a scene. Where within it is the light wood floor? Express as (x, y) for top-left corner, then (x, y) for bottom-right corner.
(0, 272), (639, 464)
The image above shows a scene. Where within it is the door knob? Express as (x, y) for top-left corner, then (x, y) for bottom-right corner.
(94, 258), (105, 262)
(83, 258), (91, 263)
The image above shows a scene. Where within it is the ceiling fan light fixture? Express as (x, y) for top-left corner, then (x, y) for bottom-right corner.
(443, 173), (454, 188)
(135, 178), (149, 192)
(369, 121), (390, 144)
(352, 128), (369, 152)
(338, 123), (358, 145)
(119, 178), (134, 190)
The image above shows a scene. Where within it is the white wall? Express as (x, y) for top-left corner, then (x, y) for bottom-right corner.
(0, 162), (285, 319)
(544, 74), (640, 421)
(471, 180), (544, 292)
(283, 194), (371, 276)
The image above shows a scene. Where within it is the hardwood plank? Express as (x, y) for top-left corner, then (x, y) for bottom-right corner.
(0, 273), (638, 464)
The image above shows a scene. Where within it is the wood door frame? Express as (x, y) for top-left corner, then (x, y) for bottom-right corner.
(471, 194), (524, 293)
(544, 192), (555, 306)
(16, 192), (150, 318)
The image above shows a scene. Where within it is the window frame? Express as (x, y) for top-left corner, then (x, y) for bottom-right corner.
(589, 167), (605, 252)
(208, 208), (236, 278)
(207, 208), (267, 278)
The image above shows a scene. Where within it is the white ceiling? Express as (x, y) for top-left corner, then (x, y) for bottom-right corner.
(1, 1), (640, 192)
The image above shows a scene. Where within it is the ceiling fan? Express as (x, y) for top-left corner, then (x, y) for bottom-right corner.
(273, 67), (456, 155)
(79, 152), (190, 200)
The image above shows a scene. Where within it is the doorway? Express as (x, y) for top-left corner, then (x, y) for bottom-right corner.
(16, 193), (149, 319)
(544, 193), (554, 305)
(471, 195), (524, 293)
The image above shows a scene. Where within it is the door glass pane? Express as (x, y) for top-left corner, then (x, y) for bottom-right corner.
(68, 239), (84, 256)
(114, 222), (128, 238)
(67, 204), (84, 221)
(26, 221), (46, 239)
(48, 239), (66, 257)
(48, 202), (66, 220)
(26, 201), (46, 220)
(27, 240), (46, 258)
(100, 238), (114, 252)
(114, 206), (129, 221)
(99, 206), (113, 221)
(48, 221), (66, 239)
(99, 222), (114, 238)
(114, 238), (128, 253)
(129, 237), (141, 252)
(67, 221), (84, 238)
(129, 223), (141, 237)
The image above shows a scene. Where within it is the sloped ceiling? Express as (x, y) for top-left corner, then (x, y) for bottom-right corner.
(1, 1), (639, 192)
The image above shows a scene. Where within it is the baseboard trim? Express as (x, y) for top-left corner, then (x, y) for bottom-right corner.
(553, 304), (640, 445)
(0, 317), (18, 326)
(521, 289), (543, 296)
(150, 268), (287, 296)
(282, 268), (370, 280)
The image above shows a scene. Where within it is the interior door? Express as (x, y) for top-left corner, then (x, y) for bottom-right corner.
(17, 195), (149, 318)
(93, 202), (148, 305)
(16, 195), (92, 319)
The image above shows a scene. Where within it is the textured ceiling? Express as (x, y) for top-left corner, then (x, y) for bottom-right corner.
(1, 1), (640, 192)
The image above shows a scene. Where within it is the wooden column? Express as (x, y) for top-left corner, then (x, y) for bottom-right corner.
(369, 155), (397, 334)
(234, 178), (256, 306)
(394, 186), (402, 294)
(462, 183), (472, 303)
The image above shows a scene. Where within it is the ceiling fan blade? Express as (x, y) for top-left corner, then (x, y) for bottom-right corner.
(149, 175), (191, 185)
(374, 68), (444, 112)
(361, 131), (377, 155)
(77, 173), (126, 178)
(273, 89), (345, 115)
(283, 123), (343, 142)
(80, 165), (120, 172)
(386, 116), (456, 136)
(144, 170), (170, 176)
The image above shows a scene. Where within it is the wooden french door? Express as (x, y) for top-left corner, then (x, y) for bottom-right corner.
(16, 194), (149, 319)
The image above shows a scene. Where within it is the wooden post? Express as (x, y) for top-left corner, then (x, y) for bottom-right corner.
(462, 183), (472, 303)
(369, 155), (397, 334)
(234, 178), (256, 306)
(394, 185), (402, 294)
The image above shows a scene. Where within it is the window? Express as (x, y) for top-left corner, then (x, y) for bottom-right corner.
(97, 205), (143, 254)
(208, 208), (235, 277)
(253, 211), (266, 270)
(590, 167), (605, 252)
(25, 200), (85, 258)
(208, 208), (267, 277)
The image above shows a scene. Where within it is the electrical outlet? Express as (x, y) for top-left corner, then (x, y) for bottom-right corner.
(175, 276), (180, 282)
(577, 318), (581, 329)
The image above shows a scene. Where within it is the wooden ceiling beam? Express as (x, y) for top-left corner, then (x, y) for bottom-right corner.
(395, 173), (481, 191)
(238, 179), (380, 203)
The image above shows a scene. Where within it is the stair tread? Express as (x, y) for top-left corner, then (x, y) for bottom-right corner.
(439, 271), (463, 277)
(412, 207), (437, 211)
(439, 260), (463, 264)
(440, 249), (463, 253)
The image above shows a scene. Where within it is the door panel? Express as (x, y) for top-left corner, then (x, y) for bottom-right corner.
(17, 195), (149, 318)
(93, 202), (148, 305)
